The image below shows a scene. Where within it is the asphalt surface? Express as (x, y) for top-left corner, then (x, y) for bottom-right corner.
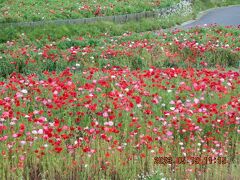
(182, 5), (240, 28)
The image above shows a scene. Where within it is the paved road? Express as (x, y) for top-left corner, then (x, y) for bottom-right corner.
(182, 5), (240, 28)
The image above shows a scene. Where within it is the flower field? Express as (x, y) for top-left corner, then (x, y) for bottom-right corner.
(0, 25), (240, 179)
(1, 66), (239, 179)
(0, 0), (179, 23)
(1, 26), (239, 78)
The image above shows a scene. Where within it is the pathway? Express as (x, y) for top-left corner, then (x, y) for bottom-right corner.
(181, 5), (240, 28)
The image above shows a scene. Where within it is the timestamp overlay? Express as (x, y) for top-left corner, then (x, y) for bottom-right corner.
(154, 156), (227, 165)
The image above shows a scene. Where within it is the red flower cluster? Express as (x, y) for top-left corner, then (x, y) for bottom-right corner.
(0, 67), (239, 169)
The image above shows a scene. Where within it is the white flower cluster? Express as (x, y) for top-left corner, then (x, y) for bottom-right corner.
(158, 0), (193, 18)
(136, 169), (166, 180)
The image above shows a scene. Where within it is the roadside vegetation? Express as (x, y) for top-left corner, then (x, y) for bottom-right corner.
(0, 0), (179, 23)
(1, 0), (239, 44)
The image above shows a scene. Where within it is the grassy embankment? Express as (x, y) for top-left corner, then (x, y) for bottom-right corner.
(0, 0), (239, 43)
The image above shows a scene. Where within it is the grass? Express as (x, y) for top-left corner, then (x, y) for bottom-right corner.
(0, 7), (193, 44)
(0, 0), (179, 23)
(193, 0), (240, 12)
